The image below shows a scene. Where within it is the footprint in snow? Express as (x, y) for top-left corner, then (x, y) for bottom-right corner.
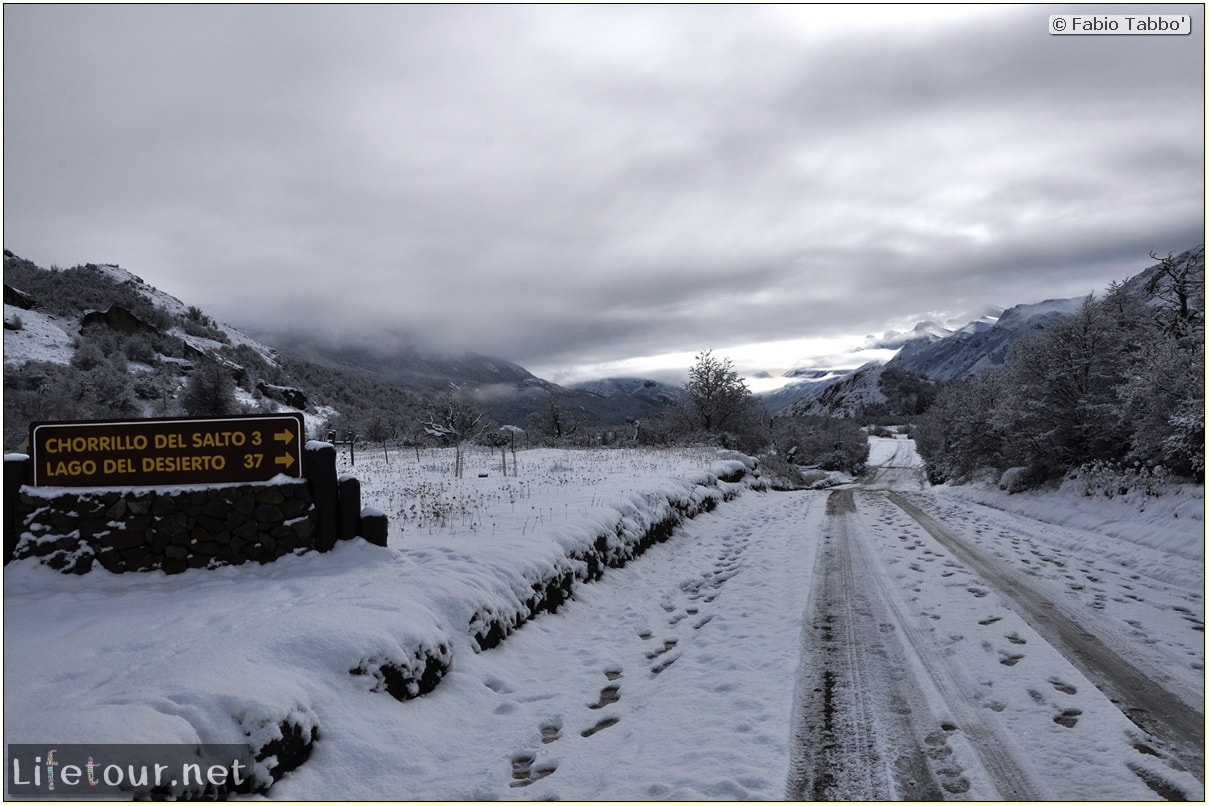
(650, 653), (680, 676)
(998, 651), (1024, 666)
(539, 721), (562, 744)
(1049, 677), (1077, 695)
(510, 752), (557, 787)
(484, 676), (513, 694)
(581, 716), (620, 737)
(589, 684), (621, 710)
(645, 638), (678, 660)
(1053, 708), (1082, 728)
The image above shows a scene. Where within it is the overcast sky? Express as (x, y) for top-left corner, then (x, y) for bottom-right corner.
(4, 4), (1204, 386)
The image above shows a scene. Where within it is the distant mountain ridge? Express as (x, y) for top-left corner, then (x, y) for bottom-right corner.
(5, 245), (1201, 448)
(768, 245), (1205, 418)
(566, 377), (689, 406)
(859, 306), (1004, 351)
(270, 336), (555, 395)
(775, 295), (1110, 419)
(1, 251), (684, 447)
(757, 369), (852, 414)
(271, 336), (680, 430)
(885, 297), (1084, 382)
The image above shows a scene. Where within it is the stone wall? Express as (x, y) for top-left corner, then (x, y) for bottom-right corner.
(11, 479), (317, 574)
(4, 442), (387, 575)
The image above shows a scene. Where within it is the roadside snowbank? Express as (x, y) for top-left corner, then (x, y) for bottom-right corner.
(936, 478), (1203, 564)
(3, 446), (760, 796)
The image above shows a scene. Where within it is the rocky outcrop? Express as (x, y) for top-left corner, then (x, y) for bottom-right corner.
(4, 283), (36, 310)
(80, 304), (160, 337)
(256, 380), (308, 410)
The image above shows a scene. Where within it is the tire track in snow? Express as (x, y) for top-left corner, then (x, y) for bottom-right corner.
(887, 491), (1205, 785)
(786, 489), (1036, 800)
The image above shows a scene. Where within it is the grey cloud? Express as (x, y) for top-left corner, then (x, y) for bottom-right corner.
(4, 4), (1203, 380)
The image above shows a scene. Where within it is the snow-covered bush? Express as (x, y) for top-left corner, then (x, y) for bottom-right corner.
(756, 452), (807, 490)
(768, 414), (868, 474)
(1070, 460), (1173, 499)
(997, 466), (1033, 494)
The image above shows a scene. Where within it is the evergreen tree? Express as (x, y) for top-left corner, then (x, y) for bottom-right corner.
(181, 359), (238, 416)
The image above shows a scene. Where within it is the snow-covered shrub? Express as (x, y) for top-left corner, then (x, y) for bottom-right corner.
(997, 466), (1032, 494)
(1070, 460), (1173, 499)
(769, 414), (868, 474)
(756, 452), (807, 490)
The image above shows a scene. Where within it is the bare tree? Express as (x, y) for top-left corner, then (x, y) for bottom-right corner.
(1146, 249), (1204, 335)
(365, 415), (398, 463)
(684, 350), (755, 433)
(418, 395), (490, 478)
(529, 394), (581, 441)
(998, 295), (1130, 477)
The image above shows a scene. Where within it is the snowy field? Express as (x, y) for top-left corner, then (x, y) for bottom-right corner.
(3, 438), (1204, 800)
(3, 445), (769, 796)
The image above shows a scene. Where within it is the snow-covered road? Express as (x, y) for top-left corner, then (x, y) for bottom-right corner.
(790, 485), (1202, 800)
(284, 437), (1204, 800)
(5, 438), (1201, 800)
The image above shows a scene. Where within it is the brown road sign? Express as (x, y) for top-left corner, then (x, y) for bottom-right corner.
(29, 413), (306, 488)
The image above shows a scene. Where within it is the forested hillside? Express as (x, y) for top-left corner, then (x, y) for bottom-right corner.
(915, 248), (1204, 489)
(4, 254), (287, 446)
(0, 254), (748, 457)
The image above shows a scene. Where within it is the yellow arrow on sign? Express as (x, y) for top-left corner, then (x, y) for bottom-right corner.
(274, 429), (295, 444)
(275, 453), (295, 469)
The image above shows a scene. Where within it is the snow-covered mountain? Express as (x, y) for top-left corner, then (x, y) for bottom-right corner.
(857, 306), (1003, 352)
(7, 244), (1201, 439)
(3, 254), (279, 372)
(4, 254), (280, 372)
(2, 299), (78, 366)
(566, 377), (689, 407)
(769, 296), (1083, 418)
(759, 368), (854, 414)
(1, 252), (683, 447)
(767, 244), (1204, 418)
(886, 297), (1083, 382)
(781, 364), (943, 420)
(785, 364), (888, 418)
